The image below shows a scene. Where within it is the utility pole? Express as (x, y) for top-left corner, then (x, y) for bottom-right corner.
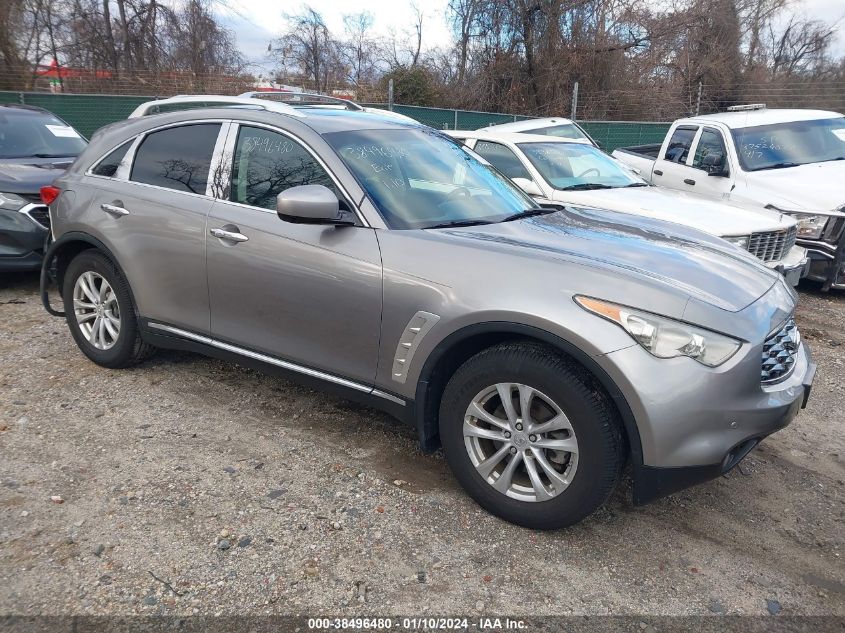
(571, 82), (579, 121)
(695, 81), (703, 116)
(388, 79), (394, 111)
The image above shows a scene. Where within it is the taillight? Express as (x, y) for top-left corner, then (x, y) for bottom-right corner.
(40, 186), (61, 205)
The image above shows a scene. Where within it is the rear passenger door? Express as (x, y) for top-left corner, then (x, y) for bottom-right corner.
(205, 123), (382, 386)
(86, 122), (225, 333)
(653, 125), (698, 191)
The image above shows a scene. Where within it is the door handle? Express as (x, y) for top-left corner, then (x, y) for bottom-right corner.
(210, 227), (249, 243)
(100, 202), (129, 217)
(653, 169), (663, 176)
(683, 178), (696, 186)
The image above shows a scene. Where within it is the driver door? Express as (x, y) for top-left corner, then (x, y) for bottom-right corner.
(206, 123), (383, 385)
(685, 127), (735, 199)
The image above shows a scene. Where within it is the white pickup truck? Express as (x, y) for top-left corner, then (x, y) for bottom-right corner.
(449, 129), (808, 285)
(612, 106), (845, 289)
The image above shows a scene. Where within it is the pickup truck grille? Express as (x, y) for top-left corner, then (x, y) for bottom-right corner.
(761, 318), (800, 383)
(747, 226), (797, 263)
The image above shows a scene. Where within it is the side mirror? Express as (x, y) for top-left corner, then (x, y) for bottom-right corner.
(511, 177), (543, 197)
(702, 153), (729, 177)
(276, 185), (353, 225)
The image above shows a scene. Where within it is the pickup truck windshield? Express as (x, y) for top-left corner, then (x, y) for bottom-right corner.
(324, 128), (537, 229)
(518, 142), (645, 190)
(732, 117), (845, 171)
(0, 110), (86, 159)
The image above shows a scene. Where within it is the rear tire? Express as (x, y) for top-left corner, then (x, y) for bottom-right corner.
(62, 250), (155, 368)
(439, 341), (623, 529)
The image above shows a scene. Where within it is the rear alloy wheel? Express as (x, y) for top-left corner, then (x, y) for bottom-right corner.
(72, 271), (121, 350)
(62, 250), (155, 368)
(440, 342), (623, 529)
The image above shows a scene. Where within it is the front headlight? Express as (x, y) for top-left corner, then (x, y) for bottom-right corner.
(793, 214), (827, 240)
(575, 296), (742, 367)
(0, 192), (27, 211)
(723, 235), (749, 250)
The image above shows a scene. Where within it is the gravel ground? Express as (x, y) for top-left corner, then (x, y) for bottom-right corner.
(1, 272), (843, 617)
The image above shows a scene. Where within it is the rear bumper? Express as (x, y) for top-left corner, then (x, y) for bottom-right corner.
(633, 345), (815, 504)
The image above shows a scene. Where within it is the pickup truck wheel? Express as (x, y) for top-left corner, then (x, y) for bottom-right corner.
(62, 250), (155, 368)
(439, 342), (623, 529)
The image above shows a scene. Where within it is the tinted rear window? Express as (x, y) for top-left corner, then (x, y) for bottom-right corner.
(130, 124), (221, 194)
(0, 108), (87, 159)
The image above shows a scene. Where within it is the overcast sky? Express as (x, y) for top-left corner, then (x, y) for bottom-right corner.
(219, 0), (845, 74)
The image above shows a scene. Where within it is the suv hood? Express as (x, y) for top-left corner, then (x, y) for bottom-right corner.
(746, 160), (845, 212)
(0, 156), (77, 194)
(435, 206), (778, 312)
(549, 186), (796, 237)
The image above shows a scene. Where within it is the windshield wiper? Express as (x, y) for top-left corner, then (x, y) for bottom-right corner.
(425, 219), (495, 229)
(621, 182), (649, 188)
(754, 161), (800, 171)
(560, 183), (613, 191)
(500, 207), (558, 222)
(32, 153), (77, 158)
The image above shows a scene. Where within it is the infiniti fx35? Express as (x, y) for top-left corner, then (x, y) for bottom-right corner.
(40, 98), (815, 529)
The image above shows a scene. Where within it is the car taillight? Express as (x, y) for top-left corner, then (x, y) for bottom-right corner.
(40, 186), (61, 205)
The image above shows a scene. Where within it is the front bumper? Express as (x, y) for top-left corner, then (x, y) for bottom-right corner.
(765, 245), (809, 286)
(799, 232), (845, 290)
(601, 337), (815, 505)
(0, 205), (49, 272)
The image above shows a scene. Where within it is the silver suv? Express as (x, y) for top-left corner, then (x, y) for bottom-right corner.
(40, 96), (815, 529)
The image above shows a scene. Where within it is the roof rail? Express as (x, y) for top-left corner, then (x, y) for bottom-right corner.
(128, 95), (305, 119)
(726, 103), (766, 112)
(238, 91), (364, 112)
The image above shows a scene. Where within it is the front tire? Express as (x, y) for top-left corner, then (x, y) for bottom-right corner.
(439, 342), (623, 529)
(62, 250), (155, 368)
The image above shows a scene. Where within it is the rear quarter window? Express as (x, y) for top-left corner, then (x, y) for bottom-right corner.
(90, 140), (133, 178)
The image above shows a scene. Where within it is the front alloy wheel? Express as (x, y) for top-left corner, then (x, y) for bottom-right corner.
(464, 383), (578, 502)
(439, 342), (623, 529)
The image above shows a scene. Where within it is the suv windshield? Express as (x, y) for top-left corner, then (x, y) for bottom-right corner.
(0, 109), (86, 159)
(732, 117), (845, 171)
(518, 142), (645, 190)
(324, 128), (536, 229)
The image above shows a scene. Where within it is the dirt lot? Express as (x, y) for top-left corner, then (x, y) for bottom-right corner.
(1, 271), (843, 618)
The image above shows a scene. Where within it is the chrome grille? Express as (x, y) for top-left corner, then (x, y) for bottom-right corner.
(747, 225), (797, 263)
(761, 318), (800, 383)
(23, 205), (51, 230)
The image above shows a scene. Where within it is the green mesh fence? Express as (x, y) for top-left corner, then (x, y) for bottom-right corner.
(0, 91), (150, 138)
(1, 92), (671, 151)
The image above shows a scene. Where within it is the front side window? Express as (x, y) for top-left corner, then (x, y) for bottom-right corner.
(473, 140), (532, 180)
(518, 142), (645, 190)
(663, 126), (697, 164)
(130, 123), (221, 194)
(732, 117), (845, 171)
(691, 128), (729, 173)
(523, 123), (590, 142)
(230, 126), (337, 210)
(324, 128), (535, 229)
(0, 109), (87, 159)
(91, 140), (132, 178)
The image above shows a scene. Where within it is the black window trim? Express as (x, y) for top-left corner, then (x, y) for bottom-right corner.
(86, 119), (230, 198)
(215, 121), (369, 228)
